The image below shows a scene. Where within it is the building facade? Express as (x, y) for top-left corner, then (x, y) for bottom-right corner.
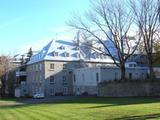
(25, 40), (115, 97)
(73, 65), (149, 95)
(16, 38), (150, 97)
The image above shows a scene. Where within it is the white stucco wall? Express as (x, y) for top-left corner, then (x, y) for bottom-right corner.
(73, 66), (149, 95)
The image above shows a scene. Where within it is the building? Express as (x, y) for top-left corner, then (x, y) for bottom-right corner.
(73, 63), (149, 95)
(15, 37), (151, 97)
(25, 39), (115, 97)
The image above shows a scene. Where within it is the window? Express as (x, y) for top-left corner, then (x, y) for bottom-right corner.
(34, 64), (36, 71)
(36, 64), (38, 71)
(63, 87), (68, 95)
(63, 64), (67, 69)
(69, 71), (73, 74)
(39, 63), (42, 70)
(74, 74), (76, 83)
(32, 65), (34, 71)
(52, 51), (58, 56)
(96, 73), (99, 82)
(115, 72), (118, 80)
(39, 74), (42, 82)
(62, 76), (67, 85)
(64, 52), (69, 57)
(60, 46), (65, 50)
(50, 88), (54, 96)
(50, 64), (54, 69)
(50, 76), (54, 84)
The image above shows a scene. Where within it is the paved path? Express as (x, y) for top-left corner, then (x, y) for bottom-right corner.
(17, 96), (78, 104)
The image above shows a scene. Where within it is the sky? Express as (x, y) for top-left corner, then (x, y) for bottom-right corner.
(0, 0), (90, 55)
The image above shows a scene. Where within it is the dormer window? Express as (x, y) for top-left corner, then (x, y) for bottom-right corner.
(64, 52), (69, 57)
(52, 51), (58, 56)
(60, 46), (65, 50)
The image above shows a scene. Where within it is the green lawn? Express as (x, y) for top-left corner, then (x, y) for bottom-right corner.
(0, 97), (160, 120)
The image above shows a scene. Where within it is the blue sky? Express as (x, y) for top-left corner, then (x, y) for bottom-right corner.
(0, 0), (90, 54)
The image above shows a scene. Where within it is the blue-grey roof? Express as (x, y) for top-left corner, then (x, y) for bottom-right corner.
(28, 39), (116, 64)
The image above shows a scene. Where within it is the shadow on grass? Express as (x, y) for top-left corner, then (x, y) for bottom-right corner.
(1, 96), (160, 109)
(114, 113), (160, 120)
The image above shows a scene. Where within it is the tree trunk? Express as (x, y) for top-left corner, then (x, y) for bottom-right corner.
(120, 65), (126, 81)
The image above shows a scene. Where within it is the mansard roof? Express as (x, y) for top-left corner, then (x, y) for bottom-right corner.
(28, 39), (116, 64)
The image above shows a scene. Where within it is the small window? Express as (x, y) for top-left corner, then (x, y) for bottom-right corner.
(62, 76), (67, 85)
(96, 73), (99, 82)
(39, 74), (42, 81)
(60, 46), (65, 50)
(63, 64), (67, 69)
(50, 76), (54, 84)
(74, 74), (76, 82)
(50, 64), (54, 69)
(63, 87), (68, 95)
(50, 88), (54, 96)
(77, 88), (80, 91)
(36, 64), (39, 71)
(115, 72), (118, 80)
(69, 71), (73, 74)
(52, 51), (58, 56)
(39, 63), (42, 70)
(64, 52), (69, 57)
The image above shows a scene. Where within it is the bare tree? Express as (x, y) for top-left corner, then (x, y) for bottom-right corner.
(68, 0), (140, 80)
(0, 55), (16, 97)
(130, 0), (160, 80)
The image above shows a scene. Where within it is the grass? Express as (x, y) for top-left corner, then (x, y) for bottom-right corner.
(0, 97), (160, 120)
